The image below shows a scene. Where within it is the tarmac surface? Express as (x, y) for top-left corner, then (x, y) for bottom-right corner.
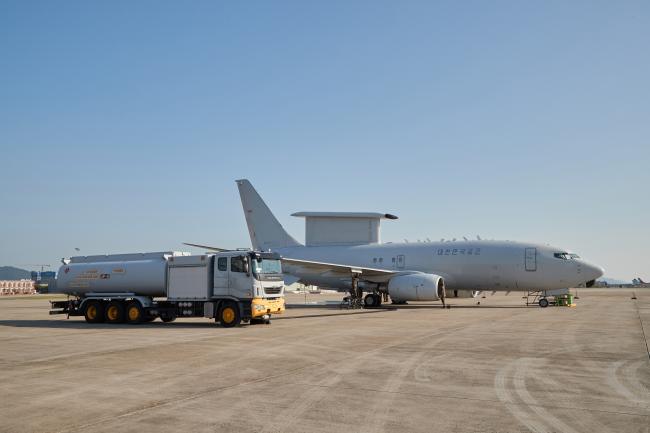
(1, 289), (649, 433)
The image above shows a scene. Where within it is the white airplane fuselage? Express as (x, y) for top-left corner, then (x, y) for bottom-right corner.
(231, 178), (604, 296)
(274, 240), (603, 292)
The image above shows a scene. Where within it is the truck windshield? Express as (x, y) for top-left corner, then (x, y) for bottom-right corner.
(252, 259), (282, 275)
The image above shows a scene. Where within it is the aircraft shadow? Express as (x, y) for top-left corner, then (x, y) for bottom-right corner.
(394, 304), (535, 309)
(275, 309), (395, 320)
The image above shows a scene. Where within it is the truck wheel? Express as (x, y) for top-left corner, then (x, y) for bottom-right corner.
(219, 302), (241, 328)
(84, 300), (105, 323)
(105, 301), (126, 323)
(125, 301), (144, 324)
(161, 315), (176, 323)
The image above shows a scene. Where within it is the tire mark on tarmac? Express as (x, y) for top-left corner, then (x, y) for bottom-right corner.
(535, 362), (613, 433)
(259, 308), (541, 433)
(513, 358), (581, 433)
(607, 360), (650, 410)
(357, 351), (446, 433)
(494, 362), (549, 433)
(53, 317), (458, 433)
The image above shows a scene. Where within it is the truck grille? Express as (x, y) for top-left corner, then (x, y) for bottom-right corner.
(264, 287), (282, 295)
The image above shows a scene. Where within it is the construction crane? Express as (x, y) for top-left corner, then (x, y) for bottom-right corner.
(20, 264), (53, 281)
(21, 264), (51, 272)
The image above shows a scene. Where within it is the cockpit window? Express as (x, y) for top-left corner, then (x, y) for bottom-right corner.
(554, 252), (580, 260)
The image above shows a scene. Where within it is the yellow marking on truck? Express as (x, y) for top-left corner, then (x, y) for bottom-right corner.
(251, 297), (285, 318)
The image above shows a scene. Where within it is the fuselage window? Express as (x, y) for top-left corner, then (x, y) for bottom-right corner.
(378, 258), (383, 263)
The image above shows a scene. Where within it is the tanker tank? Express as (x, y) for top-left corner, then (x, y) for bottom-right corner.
(55, 251), (190, 297)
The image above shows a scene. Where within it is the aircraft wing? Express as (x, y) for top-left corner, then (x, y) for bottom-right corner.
(183, 242), (231, 252)
(280, 257), (400, 283)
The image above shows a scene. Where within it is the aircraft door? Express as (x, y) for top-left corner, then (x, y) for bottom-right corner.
(397, 255), (405, 270)
(525, 248), (537, 271)
(213, 256), (229, 296)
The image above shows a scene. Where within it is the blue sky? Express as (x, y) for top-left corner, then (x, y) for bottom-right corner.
(1, 1), (648, 280)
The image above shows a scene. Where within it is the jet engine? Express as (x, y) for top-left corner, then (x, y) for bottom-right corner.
(387, 273), (445, 302)
(449, 290), (481, 298)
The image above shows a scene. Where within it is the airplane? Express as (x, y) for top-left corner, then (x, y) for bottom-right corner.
(187, 179), (605, 308)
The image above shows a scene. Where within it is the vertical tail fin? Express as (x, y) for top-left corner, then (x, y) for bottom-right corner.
(236, 179), (301, 250)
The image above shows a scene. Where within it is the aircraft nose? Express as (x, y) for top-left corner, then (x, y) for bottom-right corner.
(584, 262), (604, 281)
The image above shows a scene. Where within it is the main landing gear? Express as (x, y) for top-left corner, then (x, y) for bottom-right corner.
(363, 293), (382, 308)
(346, 273), (364, 309)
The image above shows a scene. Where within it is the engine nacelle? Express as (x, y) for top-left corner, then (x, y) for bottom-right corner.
(449, 290), (481, 298)
(387, 273), (445, 302)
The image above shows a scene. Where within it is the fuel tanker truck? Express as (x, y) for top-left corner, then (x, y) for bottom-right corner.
(50, 250), (285, 327)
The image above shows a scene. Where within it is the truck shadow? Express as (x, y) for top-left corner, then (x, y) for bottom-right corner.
(0, 319), (231, 329)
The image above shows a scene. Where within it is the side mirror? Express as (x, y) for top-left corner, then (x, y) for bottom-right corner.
(243, 257), (250, 275)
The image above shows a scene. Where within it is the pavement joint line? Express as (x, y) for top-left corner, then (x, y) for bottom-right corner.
(633, 299), (650, 363)
(281, 381), (650, 418)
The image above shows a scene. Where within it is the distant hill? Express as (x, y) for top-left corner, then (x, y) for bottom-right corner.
(0, 266), (31, 280)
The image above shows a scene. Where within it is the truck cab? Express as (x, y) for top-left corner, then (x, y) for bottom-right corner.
(210, 251), (285, 321)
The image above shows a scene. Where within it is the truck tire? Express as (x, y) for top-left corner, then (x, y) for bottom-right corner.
(105, 301), (126, 323)
(218, 301), (241, 328)
(84, 300), (105, 323)
(160, 315), (176, 323)
(125, 301), (144, 324)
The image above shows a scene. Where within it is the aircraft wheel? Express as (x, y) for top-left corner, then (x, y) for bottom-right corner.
(84, 300), (105, 323)
(364, 294), (378, 308)
(539, 298), (549, 308)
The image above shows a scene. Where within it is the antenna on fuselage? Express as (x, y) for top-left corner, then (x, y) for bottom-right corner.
(476, 235), (482, 240)
(463, 236), (468, 241)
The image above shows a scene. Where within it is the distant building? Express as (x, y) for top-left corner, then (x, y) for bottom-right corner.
(30, 271), (57, 293)
(0, 280), (36, 295)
